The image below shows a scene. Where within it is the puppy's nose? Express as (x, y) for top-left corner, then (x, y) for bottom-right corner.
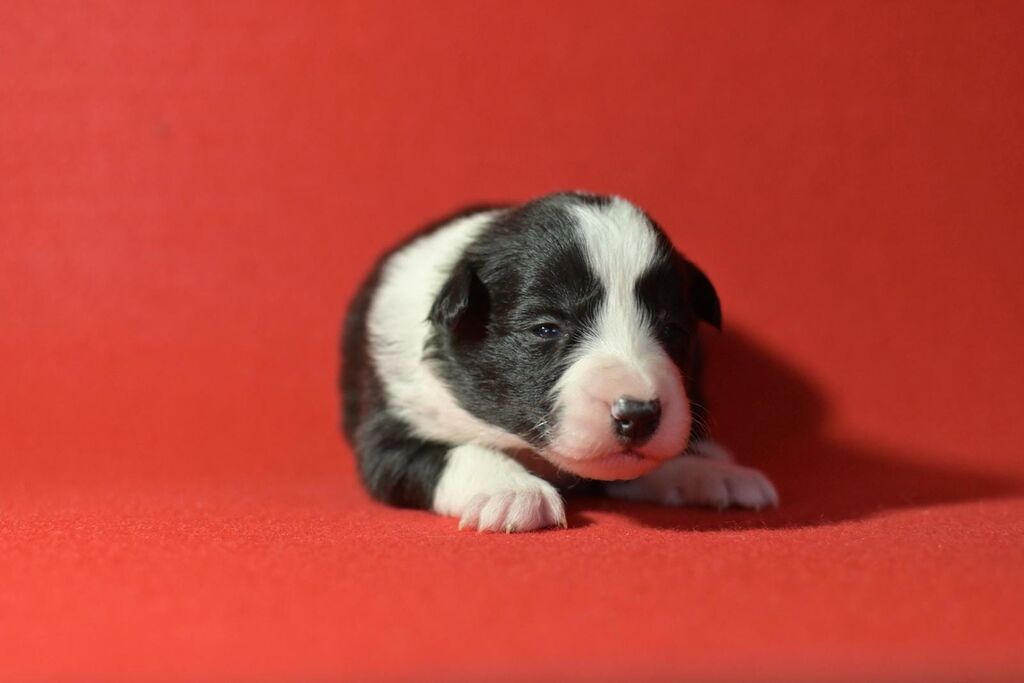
(611, 397), (661, 444)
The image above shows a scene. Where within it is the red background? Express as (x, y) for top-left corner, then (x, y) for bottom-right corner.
(2, 2), (1023, 681)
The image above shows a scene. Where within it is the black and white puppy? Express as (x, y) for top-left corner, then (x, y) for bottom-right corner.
(341, 192), (777, 532)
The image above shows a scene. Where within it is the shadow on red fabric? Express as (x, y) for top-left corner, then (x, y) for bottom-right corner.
(574, 328), (1022, 532)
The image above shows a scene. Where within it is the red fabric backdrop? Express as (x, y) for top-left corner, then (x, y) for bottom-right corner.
(2, 1), (1022, 681)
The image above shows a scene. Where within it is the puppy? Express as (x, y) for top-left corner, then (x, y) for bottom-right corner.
(341, 192), (777, 532)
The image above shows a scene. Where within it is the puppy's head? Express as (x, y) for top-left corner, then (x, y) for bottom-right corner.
(428, 193), (720, 480)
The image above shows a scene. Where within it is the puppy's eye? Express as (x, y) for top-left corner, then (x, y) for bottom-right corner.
(532, 323), (564, 339)
(660, 320), (686, 339)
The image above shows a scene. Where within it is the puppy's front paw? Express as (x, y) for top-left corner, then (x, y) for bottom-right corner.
(458, 485), (566, 533)
(433, 445), (568, 532)
(608, 454), (779, 510)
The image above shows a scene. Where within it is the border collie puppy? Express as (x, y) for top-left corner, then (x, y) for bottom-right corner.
(341, 192), (777, 532)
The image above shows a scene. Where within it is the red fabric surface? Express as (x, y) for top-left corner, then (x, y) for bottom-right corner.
(2, 2), (1023, 681)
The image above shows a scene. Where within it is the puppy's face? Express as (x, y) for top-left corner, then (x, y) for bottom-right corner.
(429, 195), (720, 481)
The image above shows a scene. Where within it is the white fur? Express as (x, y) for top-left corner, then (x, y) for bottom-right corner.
(433, 444), (566, 532)
(606, 440), (780, 509)
(543, 198), (691, 479)
(367, 197), (776, 529)
(367, 210), (533, 452)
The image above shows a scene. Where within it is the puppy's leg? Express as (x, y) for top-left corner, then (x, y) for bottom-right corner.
(354, 413), (452, 511)
(354, 411), (564, 531)
(433, 444), (566, 533)
(606, 440), (779, 510)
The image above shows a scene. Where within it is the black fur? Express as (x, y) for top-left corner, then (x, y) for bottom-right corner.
(427, 198), (605, 447)
(340, 205), (506, 507)
(340, 193), (721, 510)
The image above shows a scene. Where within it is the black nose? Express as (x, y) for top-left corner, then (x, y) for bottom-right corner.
(611, 397), (661, 444)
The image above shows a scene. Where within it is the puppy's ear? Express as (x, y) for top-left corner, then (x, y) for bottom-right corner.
(428, 260), (490, 339)
(688, 261), (722, 330)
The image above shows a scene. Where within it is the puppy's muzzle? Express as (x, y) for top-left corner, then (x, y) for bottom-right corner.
(611, 397), (661, 445)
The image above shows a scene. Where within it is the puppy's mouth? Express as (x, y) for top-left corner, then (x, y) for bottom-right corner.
(580, 449), (652, 468)
(542, 448), (665, 481)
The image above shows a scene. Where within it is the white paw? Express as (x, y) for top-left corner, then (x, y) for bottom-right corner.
(458, 486), (566, 533)
(607, 454), (779, 510)
(432, 444), (567, 533)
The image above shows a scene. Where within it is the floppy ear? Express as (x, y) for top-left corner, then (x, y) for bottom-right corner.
(428, 260), (490, 339)
(688, 261), (722, 330)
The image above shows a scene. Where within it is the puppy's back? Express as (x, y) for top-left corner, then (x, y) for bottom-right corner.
(340, 205), (505, 445)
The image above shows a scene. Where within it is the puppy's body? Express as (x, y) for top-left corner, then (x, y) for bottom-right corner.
(342, 193), (777, 531)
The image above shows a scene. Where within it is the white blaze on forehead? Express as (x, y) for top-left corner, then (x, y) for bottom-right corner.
(572, 198), (665, 374)
(542, 197), (690, 476)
